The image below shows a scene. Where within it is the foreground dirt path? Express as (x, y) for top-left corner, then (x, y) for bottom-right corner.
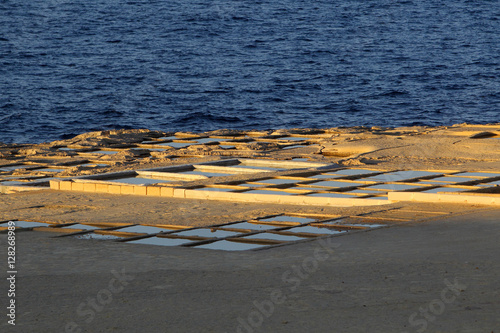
(1, 209), (498, 332)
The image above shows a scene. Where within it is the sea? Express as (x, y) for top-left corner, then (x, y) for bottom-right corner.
(1, 0), (499, 143)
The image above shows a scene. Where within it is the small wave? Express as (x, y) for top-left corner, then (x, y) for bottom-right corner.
(262, 97), (285, 103)
(101, 109), (125, 116)
(174, 111), (243, 124)
(202, 89), (232, 94)
(0, 111), (21, 122)
(1, 103), (15, 109)
(378, 90), (410, 97)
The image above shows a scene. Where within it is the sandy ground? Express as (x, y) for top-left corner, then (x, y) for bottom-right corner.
(0, 209), (499, 332)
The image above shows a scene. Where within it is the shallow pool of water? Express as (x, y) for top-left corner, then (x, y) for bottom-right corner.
(91, 150), (119, 155)
(366, 184), (423, 191)
(334, 169), (380, 176)
(220, 222), (280, 231)
(195, 138), (229, 144)
(157, 136), (179, 141)
(243, 232), (307, 242)
(173, 228), (242, 238)
(426, 176), (479, 183)
(310, 174), (342, 179)
(245, 189), (296, 196)
(4, 221), (53, 228)
(259, 178), (303, 185)
(453, 172), (500, 178)
(0, 181), (28, 186)
(0, 165), (28, 172)
(61, 223), (101, 230)
(282, 145), (306, 150)
(126, 236), (194, 246)
(231, 165), (279, 171)
(158, 142), (195, 148)
(117, 225), (175, 234)
(258, 216), (317, 223)
(284, 225), (346, 235)
(363, 171), (440, 182)
(182, 171), (233, 177)
(309, 180), (365, 188)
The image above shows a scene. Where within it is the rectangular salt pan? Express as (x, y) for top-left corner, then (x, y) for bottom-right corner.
(61, 224), (101, 230)
(231, 165), (280, 171)
(309, 180), (365, 188)
(91, 150), (119, 155)
(243, 233), (307, 242)
(310, 174), (341, 179)
(426, 176), (479, 183)
(319, 221), (385, 228)
(0, 165), (27, 172)
(347, 189), (384, 194)
(157, 136), (179, 141)
(158, 142), (195, 148)
(287, 187), (327, 192)
(284, 225), (346, 235)
(3, 221), (53, 228)
(127, 236), (194, 246)
(195, 138), (229, 144)
(220, 222), (281, 231)
(366, 184), (423, 191)
(282, 145), (306, 150)
(0, 181), (28, 186)
(258, 216), (317, 223)
(480, 180), (500, 186)
(363, 171), (439, 182)
(81, 163), (108, 167)
(182, 171), (233, 177)
(173, 228), (242, 238)
(453, 172), (500, 178)
(116, 225), (176, 234)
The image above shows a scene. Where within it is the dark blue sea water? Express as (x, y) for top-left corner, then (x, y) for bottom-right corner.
(1, 0), (499, 143)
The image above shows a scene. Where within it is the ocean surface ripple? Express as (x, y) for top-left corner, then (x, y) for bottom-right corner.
(1, 0), (499, 143)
